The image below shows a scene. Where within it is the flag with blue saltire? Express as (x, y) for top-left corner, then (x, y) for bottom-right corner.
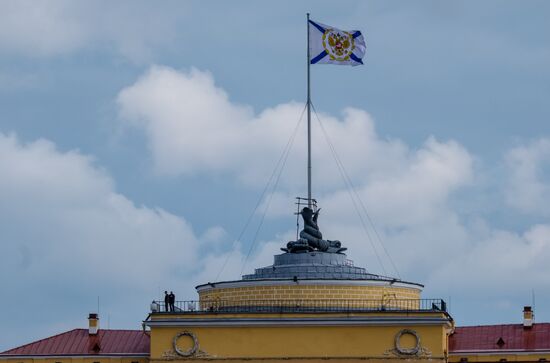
(309, 19), (366, 66)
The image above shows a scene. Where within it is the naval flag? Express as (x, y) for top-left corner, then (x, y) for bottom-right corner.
(309, 19), (366, 66)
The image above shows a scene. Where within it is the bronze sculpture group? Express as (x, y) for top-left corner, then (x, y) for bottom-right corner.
(283, 207), (346, 254)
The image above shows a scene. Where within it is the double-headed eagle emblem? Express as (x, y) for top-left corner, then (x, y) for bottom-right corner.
(322, 29), (355, 61)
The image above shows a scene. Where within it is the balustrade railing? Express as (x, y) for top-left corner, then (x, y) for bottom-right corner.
(150, 298), (446, 314)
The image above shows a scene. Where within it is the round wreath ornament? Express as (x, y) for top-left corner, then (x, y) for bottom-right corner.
(394, 329), (420, 355)
(173, 331), (198, 357)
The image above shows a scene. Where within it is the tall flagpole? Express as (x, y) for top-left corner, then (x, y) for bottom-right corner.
(306, 13), (312, 208)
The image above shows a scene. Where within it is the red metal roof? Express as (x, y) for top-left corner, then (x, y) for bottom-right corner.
(450, 323), (550, 352)
(1, 329), (150, 356)
(5, 323), (550, 356)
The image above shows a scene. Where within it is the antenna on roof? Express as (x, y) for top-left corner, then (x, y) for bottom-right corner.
(532, 289), (536, 315)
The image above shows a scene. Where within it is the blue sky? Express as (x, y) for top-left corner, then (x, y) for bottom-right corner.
(1, 0), (550, 351)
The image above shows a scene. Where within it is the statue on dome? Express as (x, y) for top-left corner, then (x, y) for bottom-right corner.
(283, 206), (347, 254)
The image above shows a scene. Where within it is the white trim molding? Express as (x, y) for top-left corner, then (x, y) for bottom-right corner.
(196, 278), (423, 293)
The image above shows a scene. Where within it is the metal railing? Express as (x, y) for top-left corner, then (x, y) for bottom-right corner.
(151, 298), (447, 314)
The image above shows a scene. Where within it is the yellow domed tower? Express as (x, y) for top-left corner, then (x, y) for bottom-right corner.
(144, 14), (453, 363)
(197, 202), (423, 311)
(145, 201), (453, 362)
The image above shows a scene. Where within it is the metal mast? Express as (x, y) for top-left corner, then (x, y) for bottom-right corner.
(306, 13), (312, 208)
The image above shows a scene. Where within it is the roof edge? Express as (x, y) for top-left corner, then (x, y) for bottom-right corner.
(0, 329), (81, 355)
(0, 354), (150, 358)
(0, 328), (149, 355)
(196, 277), (424, 291)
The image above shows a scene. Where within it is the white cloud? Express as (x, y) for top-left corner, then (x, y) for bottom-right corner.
(341, 136), (473, 228)
(0, 1), (178, 61)
(116, 66), (469, 199)
(0, 1), (85, 56)
(115, 66), (550, 309)
(116, 66), (482, 284)
(115, 66), (477, 276)
(0, 132), (226, 349)
(429, 224), (550, 294)
(0, 133), (201, 289)
(504, 138), (550, 215)
(117, 66), (254, 176)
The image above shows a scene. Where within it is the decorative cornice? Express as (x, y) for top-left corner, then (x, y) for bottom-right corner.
(151, 355), (446, 361)
(196, 278), (423, 292)
(145, 316), (452, 328)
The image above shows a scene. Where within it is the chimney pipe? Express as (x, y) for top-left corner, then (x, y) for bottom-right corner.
(523, 306), (533, 328)
(88, 313), (99, 335)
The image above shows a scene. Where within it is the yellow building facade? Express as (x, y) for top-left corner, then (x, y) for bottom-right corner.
(142, 248), (453, 362)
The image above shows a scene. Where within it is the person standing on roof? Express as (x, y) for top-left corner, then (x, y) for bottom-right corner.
(169, 291), (175, 312)
(164, 291), (169, 312)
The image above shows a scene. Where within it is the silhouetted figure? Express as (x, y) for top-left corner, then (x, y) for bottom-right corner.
(169, 291), (175, 312)
(164, 291), (169, 312)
